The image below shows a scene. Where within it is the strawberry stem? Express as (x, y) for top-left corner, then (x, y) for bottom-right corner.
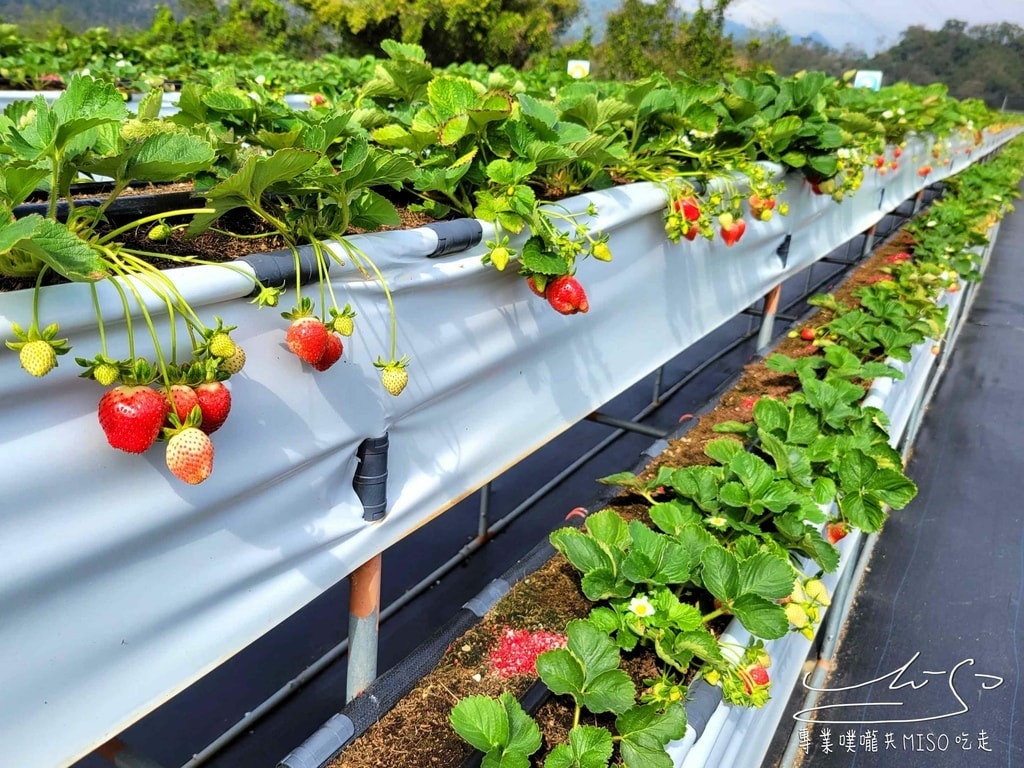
(702, 606), (726, 623)
(96, 209), (216, 246)
(343, 241), (398, 360)
(30, 266), (48, 329)
(89, 283), (109, 357)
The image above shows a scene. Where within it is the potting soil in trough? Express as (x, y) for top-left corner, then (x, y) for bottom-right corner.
(771, 191), (1024, 768)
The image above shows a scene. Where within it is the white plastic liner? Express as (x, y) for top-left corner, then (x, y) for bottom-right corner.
(0, 130), (1012, 768)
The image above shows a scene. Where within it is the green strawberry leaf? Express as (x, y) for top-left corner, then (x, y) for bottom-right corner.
(126, 132), (217, 181)
(350, 189), (402, 230)
(450, 695), (511, 754)
(700, 545), (740, 602)
(705, 437), (745, 465)
(544, 725), (613, 768)
(537, 621), (635, 715)
(753, 397), (791, 436)
(648, 500), (701, 535)
(738, 552), (796, 600)
(731, 593), (789, 639)
(0, 215), (107, 282)
(519, 236), (569, 276)
(616, 703), (687, 768)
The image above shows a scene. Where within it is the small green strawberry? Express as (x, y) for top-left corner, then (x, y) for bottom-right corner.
(209, 333), (236, 359)
(6, 321), (70, 378)
(19, 340), (57, 377)
(329, 304), (356, 337)
(147, 222), (173, 242)
(591, 241), (612, 262)
(77, 354), (125, 386)
(488, 245), (511, 271)
(375, 355), (410, 396)
(200, 317), (238, 360)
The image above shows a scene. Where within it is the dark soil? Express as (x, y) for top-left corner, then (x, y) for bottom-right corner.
(330, 230), (917, 768)
(0, 190), (437, 293)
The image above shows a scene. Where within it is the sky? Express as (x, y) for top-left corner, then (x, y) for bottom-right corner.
(713, 0), (1024, 53)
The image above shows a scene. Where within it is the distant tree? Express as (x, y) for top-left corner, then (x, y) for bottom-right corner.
(866, 19), (1024, 107)
(595, 0), (735, 81)
(293, 0), (580, 67)
(597, 0), (684, 80)
(209, 0), (291, 54)
(741, 25), (867, 78)
(679, 0), (734, 80)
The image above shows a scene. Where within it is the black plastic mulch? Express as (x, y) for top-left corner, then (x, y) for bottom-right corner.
(769, 191), (1024, 767)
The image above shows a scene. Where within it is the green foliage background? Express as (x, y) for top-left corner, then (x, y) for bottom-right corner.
(1, 0), (1023, 107)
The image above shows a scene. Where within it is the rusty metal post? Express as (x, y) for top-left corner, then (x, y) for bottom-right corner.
(94, 739), (165, 768)
(756, 283), (783, 353)
(346, 553), (382, 702)
(860, 223), (877, 260)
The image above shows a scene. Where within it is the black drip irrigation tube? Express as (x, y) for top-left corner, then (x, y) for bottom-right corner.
(13, 187), (202, 225)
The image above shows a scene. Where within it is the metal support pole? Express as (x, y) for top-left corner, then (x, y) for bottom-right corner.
(912, 188), (926, 214)
(478, 482), (491, 539)
(756, 283), (783, 352)
(346, 553), (382, 702)
(652, 365), (665, 405)
(95, 739), (166, 768)
(860, 224), (876, 259)
(586, 411), (672, 439)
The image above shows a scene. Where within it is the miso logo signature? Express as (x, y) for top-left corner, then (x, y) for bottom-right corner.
(794, 652), (1004, 724)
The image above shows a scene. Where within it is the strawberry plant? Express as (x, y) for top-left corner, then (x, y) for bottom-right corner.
(451, 619), (688, 768)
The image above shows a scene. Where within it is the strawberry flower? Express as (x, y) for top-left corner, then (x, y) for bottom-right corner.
(628, 595), (656, 618)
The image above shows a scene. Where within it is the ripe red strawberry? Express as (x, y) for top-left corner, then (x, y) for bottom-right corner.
(746, 664), (770, 690)
(166, 384), (200, 425)
(826, 521), (850, 545)
(918, 165), (932, 177)
(874, 155), (885, 168)
(165, 427), (214, 484)
(98, 385), (169, 454)
(682, 222), (699, 241)
(748, 193), (775, 220)
(673, 196), (701, 222)
(886, 251), (913, 263)
(311, 333), (343, 371)
(719, 214), (746, 247)
(195, 381), (231, 434)
(745, 667), (770, 696)
(546, 275), (589, 315)
(893, 146), (903, 158)
(800, 327), (816, 341)
(282, 299), (329, 365)
(286, 316), (329, 364)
